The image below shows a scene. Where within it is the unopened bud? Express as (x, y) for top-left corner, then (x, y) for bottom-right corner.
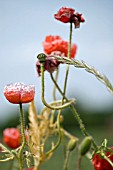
(68, 138), (77, 151)
(79, 136), (92, 156)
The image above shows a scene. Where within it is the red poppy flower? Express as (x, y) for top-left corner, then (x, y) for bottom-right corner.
(54, 7), (75, 23)
(3, 128), (21, 149)
(4, 82), (35, 104)
(54, 7), (85, 28)
(43, 35), (77, 58)
(92, 148), (113, 170)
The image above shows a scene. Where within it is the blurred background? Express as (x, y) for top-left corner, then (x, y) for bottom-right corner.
(0, 0), (113, 169)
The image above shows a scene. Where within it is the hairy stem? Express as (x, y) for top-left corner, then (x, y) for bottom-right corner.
(63, 150), (71, 170)
(53, 69), (59, 101)
(63, 22), (72, 98)
(77, 155), (82, 170)
(18, 103), (26, 170)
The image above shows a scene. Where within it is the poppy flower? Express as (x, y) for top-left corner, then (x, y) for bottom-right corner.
(92, 147), (113, 170)
(3, 128), (21, 149)
(43, 35), (77, 58)
(54, 7), (85, 28)
(4, 82), (35, 104)
(54, 7), (75, 23)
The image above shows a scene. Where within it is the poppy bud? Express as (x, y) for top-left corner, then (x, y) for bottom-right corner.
(79, 136), (92, 156)
(68, 138), (77, 151)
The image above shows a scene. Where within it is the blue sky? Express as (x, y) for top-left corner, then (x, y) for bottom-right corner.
(0, 0), (113, 123)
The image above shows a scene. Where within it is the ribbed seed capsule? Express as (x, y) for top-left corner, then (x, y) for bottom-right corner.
(37, 53), (47, 63)
(68, 138), (77, 151)
(79, 136), (92, 156)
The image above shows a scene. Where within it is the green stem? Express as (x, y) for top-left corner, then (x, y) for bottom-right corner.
(63, 150), (71, 170)
(102, 153), (113, 167)
(40, 63), (74, 110)
(53, 69), (59, 101)
(77, 155), (82, 170)
(18, 103), (26, 170)
(63, 22), (72, 99)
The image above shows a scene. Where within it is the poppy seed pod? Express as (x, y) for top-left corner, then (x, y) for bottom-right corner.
(37, 53), (47, 63)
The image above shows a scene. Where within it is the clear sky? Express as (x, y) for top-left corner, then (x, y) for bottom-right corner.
(0, 0), (113, 123)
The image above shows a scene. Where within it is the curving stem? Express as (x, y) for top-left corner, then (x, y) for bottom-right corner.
(40, 63), (75, 110)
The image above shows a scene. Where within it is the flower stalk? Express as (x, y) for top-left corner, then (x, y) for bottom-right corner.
(63, 150), (71, 170)
(18, 103), (26, 170)
(63, 22), (72, 99)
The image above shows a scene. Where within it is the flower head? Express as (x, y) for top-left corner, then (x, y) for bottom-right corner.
(3, 128), (21, 149)
(92, 147), (113, 170)
(4, 83), (35, 104)
(54, 7), (75, 23)
(54, 7), (85, 28)
(43, 35), (77, 58)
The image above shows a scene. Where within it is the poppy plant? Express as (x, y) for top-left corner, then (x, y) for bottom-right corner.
(4, 82), (35, 104)
(43, 35), (77, 58)
(3, 128), (21, 149)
